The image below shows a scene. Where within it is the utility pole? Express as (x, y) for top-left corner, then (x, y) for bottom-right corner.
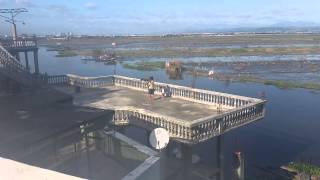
(0, 8), (28, 40)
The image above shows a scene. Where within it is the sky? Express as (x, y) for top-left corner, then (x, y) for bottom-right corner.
(0, 0), (320, 35)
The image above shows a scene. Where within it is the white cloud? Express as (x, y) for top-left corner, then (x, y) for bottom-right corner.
(15, 0), (36, 8)
(84, 2), (97, 9)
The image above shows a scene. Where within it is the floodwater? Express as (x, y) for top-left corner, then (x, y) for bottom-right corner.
(30, 47), (320, 179)
(45, 42), (320, 51)
(124, 54), (320, 63)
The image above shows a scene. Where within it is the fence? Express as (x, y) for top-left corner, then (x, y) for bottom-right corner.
(0, 39), (37, 50)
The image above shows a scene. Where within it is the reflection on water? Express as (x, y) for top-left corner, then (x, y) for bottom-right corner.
(165, 69), (183, 80)
(34, 47), (320, 179)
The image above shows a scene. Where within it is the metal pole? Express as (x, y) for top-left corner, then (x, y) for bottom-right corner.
(0, 8), (28, 40)
(85, 132), (92, 179)
(11, 14), (17, 40)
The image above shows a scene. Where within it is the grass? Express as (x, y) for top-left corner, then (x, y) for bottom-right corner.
(122, 61), (165, 71)
(56, 50), (78, 57)
(264, 80), (320, 90)
(54, 46), (320, 58)
(237, 76), (320, 90)
(288, 162), (320, 177)
(115, 47), (320, 58)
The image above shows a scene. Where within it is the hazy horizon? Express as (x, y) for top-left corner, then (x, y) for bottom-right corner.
(1, 0), (320, 35)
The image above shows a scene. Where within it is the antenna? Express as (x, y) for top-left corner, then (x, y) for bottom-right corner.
(0, 8), (28, 40)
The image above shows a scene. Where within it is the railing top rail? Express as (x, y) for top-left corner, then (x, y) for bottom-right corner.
(190, 100), (266, 126)
(48, 74), (263, 104)
(115, 106), (192, 126)
(113, 75), (261, 102)
(66, 74), (114, 80)
(0, 38), (37, 42)
(51, 74), (263, 103)
(0, 38), (38, 48)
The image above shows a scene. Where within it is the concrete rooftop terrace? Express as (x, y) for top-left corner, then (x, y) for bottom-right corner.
(57, 86), (223, 122)
(48, 74), (266, 143)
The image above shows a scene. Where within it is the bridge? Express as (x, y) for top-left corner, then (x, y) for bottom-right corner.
(0, 41), (36, 88)
(45, 74), (266, 144)
(0, 38), (39, 73)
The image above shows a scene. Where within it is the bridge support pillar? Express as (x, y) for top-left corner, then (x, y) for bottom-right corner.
(24, 51), (29, 71)
(181, 144), (192, 180)
(33, 50), (39, 74)
(217, 135), (224, 180)
(14, 52), (20, 62)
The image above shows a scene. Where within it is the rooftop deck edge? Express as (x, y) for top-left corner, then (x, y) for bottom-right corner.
(64, 74), (262, 103)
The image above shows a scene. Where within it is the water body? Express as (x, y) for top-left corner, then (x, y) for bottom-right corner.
(127, 54), (320, 63)
(36, 47), (320, 179)
(47, 43), (320, 51)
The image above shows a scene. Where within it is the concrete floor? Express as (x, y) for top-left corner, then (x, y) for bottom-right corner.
(56, 86), (225, 122)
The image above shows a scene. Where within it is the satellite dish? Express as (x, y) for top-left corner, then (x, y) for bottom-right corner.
(149, 128), (169, 150)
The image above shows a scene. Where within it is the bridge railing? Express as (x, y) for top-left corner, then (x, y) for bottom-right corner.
(68, 74), (114, 87)
(111, 100), (265, 143)
(113, 109), (193, 141)
(189, 101), (265, 142)
(113, 75), (259, 108)
(44, 74), (114, 87)
(46, 74), (258, 108)
(45, 74), (264, 109)
(0, 38), (38, 49)
(0, 44), (34, 86)
(42, 75), (70, 85)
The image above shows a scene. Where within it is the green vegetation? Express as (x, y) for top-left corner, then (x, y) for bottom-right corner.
(264, 80), (320, 90)
(237, 76), (320, 90)
(288, 162), (320, 177)
(91, 49), (103, 57)
(56, 50), (78, 57)
(122, 61), (165, 71)
(115, 47), (320, 58)
(230, 48), (248, 53)
(54, 46), (320, 58)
